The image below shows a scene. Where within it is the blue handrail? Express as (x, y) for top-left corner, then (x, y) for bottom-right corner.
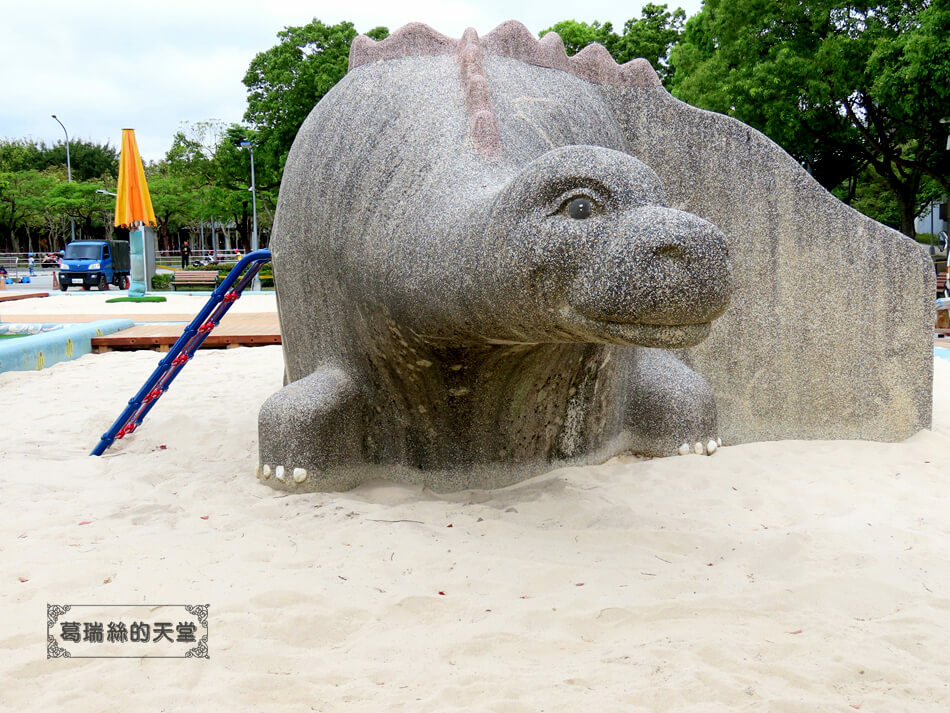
(90, 249), (272, 456)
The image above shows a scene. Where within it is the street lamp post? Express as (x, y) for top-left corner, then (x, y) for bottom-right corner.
(51, 115), (76, 246)
(239, 140), (260, 290)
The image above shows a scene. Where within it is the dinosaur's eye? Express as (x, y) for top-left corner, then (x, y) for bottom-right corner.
(551, 189), (604, 219)
(567, 197), (592, 219)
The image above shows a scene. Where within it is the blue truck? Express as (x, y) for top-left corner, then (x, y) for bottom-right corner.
(59, 240), (131, 291)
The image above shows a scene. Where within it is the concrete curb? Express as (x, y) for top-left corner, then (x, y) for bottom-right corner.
(0, 323), (65, 336)
(0, 319), (134, 373)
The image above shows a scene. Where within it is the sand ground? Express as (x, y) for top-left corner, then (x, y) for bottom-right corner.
(1, 293), (949, 712)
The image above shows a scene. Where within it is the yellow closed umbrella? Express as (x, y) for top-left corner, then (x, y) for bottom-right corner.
(114, 128), (156, 228)
(114, 129), (156, 297)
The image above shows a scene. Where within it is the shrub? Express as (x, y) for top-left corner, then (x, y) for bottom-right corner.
(151, 274), (173, 290)
(155, 265), (275, 290)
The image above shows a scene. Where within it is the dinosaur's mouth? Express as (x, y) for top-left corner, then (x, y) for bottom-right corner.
(563, 308), (712, 348)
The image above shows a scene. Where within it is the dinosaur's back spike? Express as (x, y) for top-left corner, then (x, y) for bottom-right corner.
(349, 20), (661, 88)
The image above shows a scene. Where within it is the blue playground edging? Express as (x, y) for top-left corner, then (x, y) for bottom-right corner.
(0, 323), (65, 336)
(0, 319), (133, 374)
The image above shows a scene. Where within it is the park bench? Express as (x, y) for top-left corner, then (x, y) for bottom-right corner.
(937, 290), (950, 334)
(171, 270), (220, 291)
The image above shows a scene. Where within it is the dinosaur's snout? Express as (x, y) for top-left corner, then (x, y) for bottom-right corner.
(479, 144), (732, 347)
(565, 206), (733, 348)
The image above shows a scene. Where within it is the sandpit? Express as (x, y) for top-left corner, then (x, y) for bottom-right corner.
(2, 300), (948, 711)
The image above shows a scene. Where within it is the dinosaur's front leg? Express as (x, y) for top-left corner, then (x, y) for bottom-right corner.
(622, 348), (721, 457)
(257, 365), (371, 490)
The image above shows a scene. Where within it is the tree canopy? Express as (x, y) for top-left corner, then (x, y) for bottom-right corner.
(242, 19), (389, 179)
(1, 8), (946, 253)
(668, 0), (950, 236)
(0, 138), (118, 181)
(153, 121), (280, 252)
(0, 139), (120, 252)
(541, 4), (687, 84)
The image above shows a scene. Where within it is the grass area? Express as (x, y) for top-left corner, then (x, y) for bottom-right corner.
(105, 296), (168, 303)
(0, 333), (30, 339)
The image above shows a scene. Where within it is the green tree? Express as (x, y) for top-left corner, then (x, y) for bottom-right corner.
(0, 170), (53, 251)
(668, 0), (950, 237)
(541, 5), (686, 85)
(0, 138), (118, 181)
(0, 139), (122, 251)
(0, 140), (43, 172)
(158, 122), (280, 253)
(46, 180), (115, 240)
(243, 19), (389, 178)
(21, 172), (59, 251)
(147, 172), (200, 251)
(38, 140), (119, 182)
(833, 168), (945, 234)
(612, 3), (687, 82)
(540, 20), (614, 56)
(165, 120), (228, 184)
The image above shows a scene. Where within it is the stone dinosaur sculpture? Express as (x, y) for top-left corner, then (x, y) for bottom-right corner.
(257, 21), (932, 492)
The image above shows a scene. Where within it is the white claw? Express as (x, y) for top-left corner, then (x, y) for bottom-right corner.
(678, 443), (691, 456)
(275, 465), (285, 482)
(255, 463), (261, 479)
(262, 464), (272, 480)
(716, 437), (722, 447)
(293, 467), (307, 484)
(706, 440), (717, 455)
(693, 442), (704, 455)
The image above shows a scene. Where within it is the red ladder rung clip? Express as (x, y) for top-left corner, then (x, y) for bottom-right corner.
(145, 388), (162, 403)
(223, 292), (239, 303)
(198, 322), (215, 333)
(172, 354), (189, 367)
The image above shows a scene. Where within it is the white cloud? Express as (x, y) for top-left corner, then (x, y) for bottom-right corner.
(1, 0), (703, 162)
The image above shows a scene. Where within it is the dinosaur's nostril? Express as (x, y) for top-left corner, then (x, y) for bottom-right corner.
(652, 243), (688, 259)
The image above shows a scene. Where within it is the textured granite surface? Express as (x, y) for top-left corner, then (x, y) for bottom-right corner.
(599, 87), (933, 444)
(258, 21), (932, 492)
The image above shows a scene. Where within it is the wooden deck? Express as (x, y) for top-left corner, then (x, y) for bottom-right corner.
(91, 313), (280, 352)
(0, 292), (50, 302)
(0, 312), (272, 324)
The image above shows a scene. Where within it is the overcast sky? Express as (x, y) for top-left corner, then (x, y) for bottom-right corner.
(1, 0), (703, 164)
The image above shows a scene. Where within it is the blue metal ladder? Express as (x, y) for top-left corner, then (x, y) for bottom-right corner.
(91, 249), (272, 456)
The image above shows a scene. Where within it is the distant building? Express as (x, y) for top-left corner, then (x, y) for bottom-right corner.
(916, 198), (948, 236)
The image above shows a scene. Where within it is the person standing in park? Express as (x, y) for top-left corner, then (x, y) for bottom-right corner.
(181, 240), (191, 269)
(28, 253), (35, 276)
